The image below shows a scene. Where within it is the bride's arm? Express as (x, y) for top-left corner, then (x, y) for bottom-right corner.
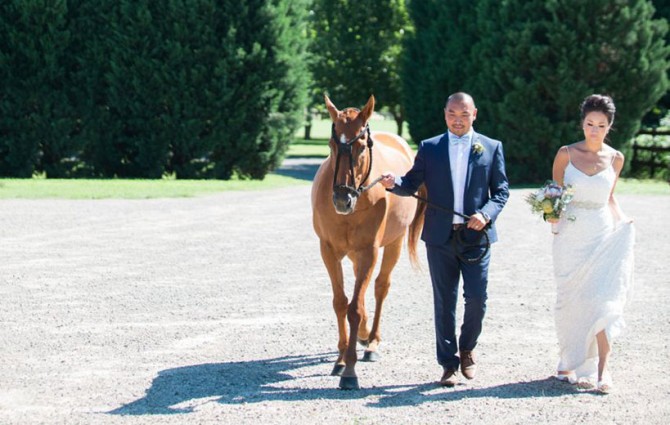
(547, 146), (570, 224)
(609, 151), (633, 223)
(552, 146), (569, 186)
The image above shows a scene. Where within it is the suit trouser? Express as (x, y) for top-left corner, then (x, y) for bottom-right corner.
(426, 238), (490, 370)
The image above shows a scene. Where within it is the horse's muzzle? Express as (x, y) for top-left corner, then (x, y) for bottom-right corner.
(332, 186), (358, 215)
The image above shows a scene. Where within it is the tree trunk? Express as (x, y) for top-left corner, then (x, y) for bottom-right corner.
(392, 111), (404, 137)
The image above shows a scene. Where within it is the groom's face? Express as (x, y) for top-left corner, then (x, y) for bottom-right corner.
(444, 99), (477, 137)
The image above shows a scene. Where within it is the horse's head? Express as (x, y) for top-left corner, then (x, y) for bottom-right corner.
(325, 94), (375, 215)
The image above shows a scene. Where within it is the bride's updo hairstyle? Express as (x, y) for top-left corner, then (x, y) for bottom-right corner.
(580, 94), (616, 125)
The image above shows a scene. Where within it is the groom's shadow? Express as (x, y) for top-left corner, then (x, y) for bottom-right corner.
(109, 352), (579, 415)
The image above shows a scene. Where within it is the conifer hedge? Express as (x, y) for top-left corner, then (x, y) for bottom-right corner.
(0, 0), (310, 179)
(471, 0), (669, 182)
(402, 0), (478, 144)
(402, 0), (668, 182)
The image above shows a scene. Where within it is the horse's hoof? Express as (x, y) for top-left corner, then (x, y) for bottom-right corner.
(339, 376), (360, 390)
(362, 351), (380, 362)
(357, 338), (369, 347)
(331, 364), (345, 376)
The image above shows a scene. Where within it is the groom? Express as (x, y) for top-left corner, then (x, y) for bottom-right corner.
(380, 92), (509, 386)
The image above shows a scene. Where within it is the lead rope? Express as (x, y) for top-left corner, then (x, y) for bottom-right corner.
(368, 176), (490, 264)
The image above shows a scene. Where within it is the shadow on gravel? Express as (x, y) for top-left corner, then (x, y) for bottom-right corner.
(366, 377), (580, 408)
(109, 353), (576, 416)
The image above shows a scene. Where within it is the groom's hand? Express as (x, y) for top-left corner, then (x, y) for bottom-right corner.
(467, 213), (488, 231)
(380, 172), (396, 189)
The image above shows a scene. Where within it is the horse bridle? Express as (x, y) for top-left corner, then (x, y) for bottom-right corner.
(331, 123), (378, 197)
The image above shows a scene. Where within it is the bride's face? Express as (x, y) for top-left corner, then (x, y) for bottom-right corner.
(582, 111), (611, 143)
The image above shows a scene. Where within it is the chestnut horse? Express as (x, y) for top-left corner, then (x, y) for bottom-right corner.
(311, 95), (426, 390)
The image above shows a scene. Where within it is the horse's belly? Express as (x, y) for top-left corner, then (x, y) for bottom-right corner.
(379, 196), (416, 246)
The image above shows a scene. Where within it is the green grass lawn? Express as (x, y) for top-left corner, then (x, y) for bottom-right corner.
(1, 175), (665, 200)
(288, 118), (409, 158)
(0, 175), (309, 199)
(612, 178), (669, 195)
(300, 117), (409, 140)
(1, 117), (666, 199)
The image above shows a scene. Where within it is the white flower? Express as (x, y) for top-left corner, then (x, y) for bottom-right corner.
(472, 142), (485, 155)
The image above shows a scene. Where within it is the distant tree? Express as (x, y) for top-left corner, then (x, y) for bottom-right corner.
(0, 0), (75, 177)
(208, 0), (311, 179)
(73, 0), (311, 179)
(401, 0), (480, 144)
(65, 0), (116, 177)
(644, 0), (670, 126)
(470, 0), (669, 182)
(309, 0), (410, 136)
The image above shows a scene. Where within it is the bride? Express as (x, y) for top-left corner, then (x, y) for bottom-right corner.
(548, 94), (635, 394)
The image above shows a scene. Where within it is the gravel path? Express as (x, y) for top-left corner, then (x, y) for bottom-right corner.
(1, 163), (669, 424)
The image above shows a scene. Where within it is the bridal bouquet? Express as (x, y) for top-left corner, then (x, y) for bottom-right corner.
(525, 180), (575, 222)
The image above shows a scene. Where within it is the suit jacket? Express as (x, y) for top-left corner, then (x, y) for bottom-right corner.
(392, 131), (509, 245)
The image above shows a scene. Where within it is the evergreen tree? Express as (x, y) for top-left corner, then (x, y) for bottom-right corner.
(471, 0), (669, 182)
(94, 1), (172, 178)
(210, 0), (311, 180)
(0, 1), (309, 179)
(0, 0), (74, 177)
(157, 0), (222, 179)
(644, 0), (670, 126)
(309, 0), (410, 135)
(402, 0), (479, 144)
(66, 0), (118, 177)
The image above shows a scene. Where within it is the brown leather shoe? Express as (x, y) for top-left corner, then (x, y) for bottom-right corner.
(439, 368), (458, 387)
(460, 350), (477, 380)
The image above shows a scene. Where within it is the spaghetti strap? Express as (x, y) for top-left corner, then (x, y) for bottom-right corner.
(610, 151), (617, 165)
(565, 146), (572, 164)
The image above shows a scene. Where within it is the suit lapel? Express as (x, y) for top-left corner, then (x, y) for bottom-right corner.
(440, 133), (453, 192)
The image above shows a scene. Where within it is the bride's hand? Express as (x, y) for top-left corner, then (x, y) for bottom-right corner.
(546, 217), (559, 224)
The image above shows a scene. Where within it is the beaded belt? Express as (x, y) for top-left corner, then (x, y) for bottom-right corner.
(570, 200), (604, 209)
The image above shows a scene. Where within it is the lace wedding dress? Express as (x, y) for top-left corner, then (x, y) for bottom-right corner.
(552, 158), (635, 381)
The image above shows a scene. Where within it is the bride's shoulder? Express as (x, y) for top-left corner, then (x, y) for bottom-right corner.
(554, 142), (579, 158)
(603, 144), (624, 160)
(604, 145), (625, 170)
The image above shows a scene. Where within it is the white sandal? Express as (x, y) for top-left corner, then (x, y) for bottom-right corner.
(597, 372), (613, 394)
(554, 372), (577, 384)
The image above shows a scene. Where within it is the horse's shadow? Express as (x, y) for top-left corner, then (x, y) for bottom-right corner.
(108, 352), (581, 415)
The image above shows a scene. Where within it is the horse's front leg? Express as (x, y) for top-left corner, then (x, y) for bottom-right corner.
(364, 233), (404, 362)
(319, 241), (348, 376)
(341, 246), (378, 390)
(351, 261), (371, 347)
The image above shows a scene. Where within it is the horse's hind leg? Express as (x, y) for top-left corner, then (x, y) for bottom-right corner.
(362, 234), (404, 362)
(319, 241), (348, 376)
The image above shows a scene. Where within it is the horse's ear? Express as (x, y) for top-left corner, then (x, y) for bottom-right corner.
(324, 95), (339, 122)
(359, 95), (375, 123)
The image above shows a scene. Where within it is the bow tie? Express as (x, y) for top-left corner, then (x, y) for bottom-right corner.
(450, 134), (470, 144)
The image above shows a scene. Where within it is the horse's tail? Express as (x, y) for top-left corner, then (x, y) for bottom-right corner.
(408, 184), (427, 270)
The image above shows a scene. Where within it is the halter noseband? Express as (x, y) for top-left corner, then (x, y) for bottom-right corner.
(331, 123), (375, 198)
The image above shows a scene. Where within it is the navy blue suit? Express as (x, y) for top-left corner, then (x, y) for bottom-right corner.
(391, 131), (509, 369)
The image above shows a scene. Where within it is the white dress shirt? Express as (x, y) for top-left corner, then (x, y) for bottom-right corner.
(448, 129), (473, 224)
(395, 129), (474, 223)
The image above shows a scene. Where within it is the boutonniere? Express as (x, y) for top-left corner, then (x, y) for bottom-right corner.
(472, 142), (485, 155)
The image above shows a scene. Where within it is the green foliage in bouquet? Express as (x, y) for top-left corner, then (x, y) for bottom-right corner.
(525, 180), (575, 222)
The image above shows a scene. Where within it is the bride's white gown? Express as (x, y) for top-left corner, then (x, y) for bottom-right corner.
(552, 160), (635, 380)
